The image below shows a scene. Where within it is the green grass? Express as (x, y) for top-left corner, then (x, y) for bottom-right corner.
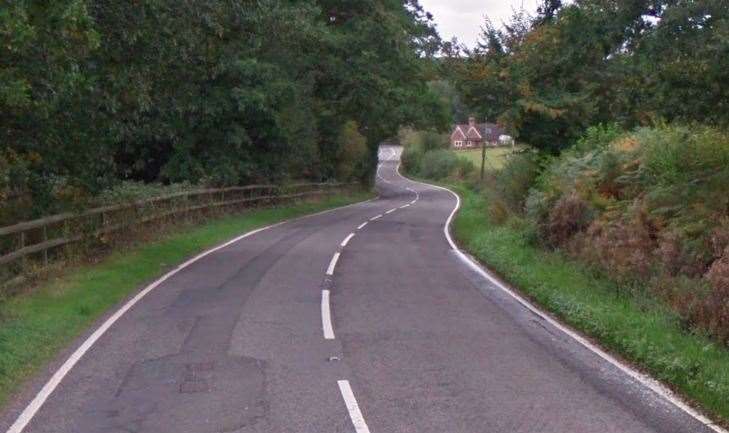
(451, 146), (519, 170)
(448, 183), (729, 426)
(0, 191), (372, 407)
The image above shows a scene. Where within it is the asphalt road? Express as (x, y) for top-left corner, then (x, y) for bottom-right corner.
(1, 146), (719, 433)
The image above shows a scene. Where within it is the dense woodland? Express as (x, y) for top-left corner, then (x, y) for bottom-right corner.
(445, 0), (728, 152)
(0, 0), (450, 221)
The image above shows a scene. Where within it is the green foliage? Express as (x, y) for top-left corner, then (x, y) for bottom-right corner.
(336, 121), (368, 181)
(638, 125), (729, 188)
(398, 127), (449, 175)
(522, 124), (729, 346)
(453, 157), (475, 178)
(574, 124), (624, 154)
(419, 149), (458, 180)
(401, 143), (424, 175)
(452, 0), (729, 152)
(449, 182), (729, 423)
(495, 152), (541, 212)
(0, 1), (448, 221)
(399, 127), (425, 174)
(426, 80), (466, 124)
(420, 130), (449, 152)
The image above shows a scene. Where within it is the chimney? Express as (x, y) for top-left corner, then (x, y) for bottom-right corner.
(468, 116), (476, 127)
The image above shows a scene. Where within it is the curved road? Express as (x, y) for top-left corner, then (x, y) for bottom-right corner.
(2, 146), (719, 433)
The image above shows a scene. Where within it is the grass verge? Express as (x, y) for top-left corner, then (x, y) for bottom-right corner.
(447, 182), (729, 426)
(0, 191), (372, 408)
(451, 146), (520, 170)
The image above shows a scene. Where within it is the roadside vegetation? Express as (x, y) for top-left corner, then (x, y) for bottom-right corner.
(447, 147), (516, 170)
(0, 1), (448, 225)
(401, 126), (729, 425)
(0, 191), (371, 407)
(404, 0), (729, 423)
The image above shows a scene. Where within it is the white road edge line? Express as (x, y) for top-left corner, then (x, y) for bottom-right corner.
(400, 204), (410, 209)
(357, 221), (368, 230)
(321, 290), (335, 340)
(385, 208), (396, 214)
(4, 196), (379, 433)
(369, 214), (382, 221)
(337, 380), (371, 433)
(341, 233), (355, 248)
(396, 164), (728, 433)
(326, 252), (341, 276)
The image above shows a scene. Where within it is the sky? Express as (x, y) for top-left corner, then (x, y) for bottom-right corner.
(419, 0), (540, 49)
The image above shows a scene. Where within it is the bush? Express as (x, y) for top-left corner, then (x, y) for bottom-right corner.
(420, 149), (458, 180)
(336, 120), (368, 181)
(546, 193), (593, 247)
(519, 123), (729, 346)
(703, 247), (729, 344)
(421, 130), (448, 152)
(401, 140), (424, 174)
(638, 125), (729, 188)
(496, 152), (541, 213)
(454, 157), (475, 178)
(574, 123), (623, 154)
(398, 127), (450, 176)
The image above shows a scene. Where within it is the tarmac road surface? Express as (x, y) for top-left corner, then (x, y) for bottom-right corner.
(1, 145), (719, 433)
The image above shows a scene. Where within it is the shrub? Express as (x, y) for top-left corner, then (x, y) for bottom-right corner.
(421, 130), (449, 152)
(710, 220), (729, 258)
(546, 193), (593, 247)
(420, 149), (458, 180)
(503, 123), (729, 346)
(336, 120), (368, 181)
(574, 123), (623, 154)
(401, 140), (424, 174)
(496, 152), (541, 213)
(454, 157), (475, 178)
(701, 248), (729, 344)
(585, 212), (657, 280)
(638, 125), (729, 188)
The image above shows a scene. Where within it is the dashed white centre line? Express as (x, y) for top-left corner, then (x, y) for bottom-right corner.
(338, 380), (371, 433)
(341, 233), (355, 247)
(326, 252), (340, 276)
(357, 221), (368, 230)
(385, 208), (396, 214)
(369, 214), (382, 221)
(321, 290), (335, 339)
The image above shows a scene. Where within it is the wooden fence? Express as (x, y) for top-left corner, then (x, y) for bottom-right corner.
(0, 182), (354, 285)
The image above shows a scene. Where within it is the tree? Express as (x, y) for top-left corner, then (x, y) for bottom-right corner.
(336, 121), (368, 181)
(1, 0), (450, 218)
(452, 0), (728, 153)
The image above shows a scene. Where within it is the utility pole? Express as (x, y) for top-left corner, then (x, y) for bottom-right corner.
(480, 123), (491, 181)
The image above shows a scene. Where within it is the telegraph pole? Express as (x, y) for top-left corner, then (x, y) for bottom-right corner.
(480, 122), (491, 181)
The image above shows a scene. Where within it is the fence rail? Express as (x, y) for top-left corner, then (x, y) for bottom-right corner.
(0, 182), (354, 283)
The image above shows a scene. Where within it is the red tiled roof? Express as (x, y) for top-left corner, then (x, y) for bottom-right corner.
(453, 123), (505, 142)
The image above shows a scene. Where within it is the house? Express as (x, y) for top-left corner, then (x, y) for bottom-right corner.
(450, 117), (505, 149)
